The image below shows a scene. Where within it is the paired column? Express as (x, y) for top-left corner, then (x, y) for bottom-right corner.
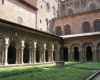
(98, 49), (100, 61)
(4, 38), (9, 65)
(92, 48), (97, 61)
(55, 48), (60, 61)
(79, 47), (83, 61)
(71, 48), (74, 61)
(33, 48), (36, 63)
(43, 49), (46, 63)
(68, 47), (71, 61)
(16, 46), (19, 64)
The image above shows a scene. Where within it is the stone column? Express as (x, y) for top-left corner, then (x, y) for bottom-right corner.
(0, 46), (1, 65)
(55, 48), (60, 61)
(33, 48), (36, 63)
(21, 47), (24, 64)
(43, 49), (46, 63)
(84, 49), (87, 61)
(16, 46), (19, 64)
(68, 47), (71, 61)
(4, 38), (9, 65)
(51, 49), (53, 62)
(98, 49), (100, 61)
(79, 47), (83, 61)
(33, 42), (37, 63)
(71, 48), (74, 61)
(92, 48), (97, 61)
(29, 47), (32, 64)
(21, 41), (24, 64)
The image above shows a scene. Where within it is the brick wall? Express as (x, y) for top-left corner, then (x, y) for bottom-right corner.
(0, 0), (37, 29)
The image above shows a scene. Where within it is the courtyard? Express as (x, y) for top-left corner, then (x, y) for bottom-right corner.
(0, 62), (100, 80)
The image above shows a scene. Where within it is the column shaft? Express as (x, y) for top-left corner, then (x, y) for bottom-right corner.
(16, 47), (18, 64)
(21, 47), (24, 64)
(33, 49), (36, 63)
(4, 45), (9, 65)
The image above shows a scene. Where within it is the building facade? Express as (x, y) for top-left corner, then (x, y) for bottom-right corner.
(0, 0), (100, 66)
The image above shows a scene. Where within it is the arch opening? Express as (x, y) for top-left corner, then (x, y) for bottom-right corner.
(53, 51), (55, 61)
(94, 21), (100, 32)
(23, 43), (29, 63)
(86, 46), (93, 61)
(74, 47), (79, 61)
(45, 50), (48, 62)
(83, 22), (90, 33)
(64, 25), (71, 35)
(8, 41), (16, 64)
(64, 47), (68, 61)
(56, 27), (62, 36)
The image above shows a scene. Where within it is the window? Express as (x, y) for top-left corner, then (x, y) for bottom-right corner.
(57, 10), (60, 17)
(94, 21), (100, 32)
(46, 3), (50, 12)
(56, 27), (62, 36)
(0, 0), (3, 4)
(64, 25), (71, 35)
(46, 19), (48, 31)
(83, 22), (90, 33)
(68, 10), (73, 15)
(52, 7), (55, 17)
(90, 5), (96, 11)
(17, 17), (23, 25)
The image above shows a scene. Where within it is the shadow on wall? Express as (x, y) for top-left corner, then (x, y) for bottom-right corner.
(8, 0), (36, 13)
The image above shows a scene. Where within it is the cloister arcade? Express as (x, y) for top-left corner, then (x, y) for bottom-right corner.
(0, 34), (61, 65)
(63, 41), (100, 62)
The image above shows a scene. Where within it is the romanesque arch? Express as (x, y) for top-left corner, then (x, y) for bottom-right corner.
(67, 9), (73, 15)
(70, 42), (81, 61)
(0, 34), (5, 65)
(36, 41), (44, 63)
(8, 36), (21, 64)
(46, 42), (52, 62)
(83, 42), (94, 61)
(89, 3), (97, 11)
(64, 25), (71, 35)
(82, 22), (90, 33)
(55, 26), (62, 36)
(93, 20), (100, 32)
(24, 37), (34, 63)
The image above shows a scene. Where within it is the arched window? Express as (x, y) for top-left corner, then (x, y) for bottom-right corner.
(68, 10), (73, 15)
(46, 3), (50, 12)
(0, 0), (3, 4)
(17, 17), (23, 24)
(64, 25), (71, 35)
(57, 10), (60, 17)
(90, 5), (96, 11)
(83, 22), (90, 33)
(56, 27), (62, 36)
(46, 19), (48, 31)
(52, 7), (55, 17)
(94, 20), (100, 32)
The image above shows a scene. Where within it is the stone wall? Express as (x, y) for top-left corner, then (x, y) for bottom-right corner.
(0, 0), (37, 29)
(37, 0), (61, 32)
(54, 10), (100, 35)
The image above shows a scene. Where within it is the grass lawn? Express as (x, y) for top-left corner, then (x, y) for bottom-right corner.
(0, 62), (99, 80)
